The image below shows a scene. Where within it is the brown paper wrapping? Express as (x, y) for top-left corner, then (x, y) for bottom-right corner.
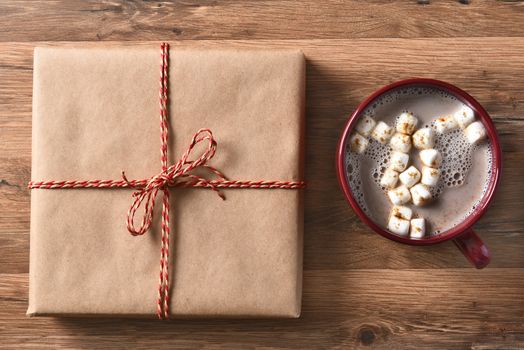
(28, 46), (305, 317)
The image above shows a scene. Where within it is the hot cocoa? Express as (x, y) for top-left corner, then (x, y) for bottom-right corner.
(345, 86), (492, 237)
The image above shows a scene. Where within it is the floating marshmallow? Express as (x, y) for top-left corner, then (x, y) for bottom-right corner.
(396, 112), (418, 135)
(388, 185), (412, 205)
(412, 127), (435, 150)
(380, 168), (399, 189)
(390, 151), (410, 172)
(421, 166), (440, 187)
(388, 215), (410, 236)
(390, 133), (412, 153)
(454, 106), (475, 129)
(371, 121), (394, 144)
(399, 165), (421, 188)
(465, 121), (487, 144)
(349, 132), (369, 154)
(391, 205), (413, 220)
(410, 218), (426, 239)
(410, 183), (432, 206)
(419, 149), (442, 168)
(355, 115), (376, 137)
(434, 115), (458, 133)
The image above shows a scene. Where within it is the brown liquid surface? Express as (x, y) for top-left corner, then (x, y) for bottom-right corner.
(345, 86), (492, 237)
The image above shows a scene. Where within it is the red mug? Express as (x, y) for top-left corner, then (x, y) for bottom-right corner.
(336, 78), (502, 269)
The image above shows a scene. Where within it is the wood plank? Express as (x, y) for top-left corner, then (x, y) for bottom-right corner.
(1, 39), (523, 271)
(1, 270), (523, 349)
(1, 1), (524, 41)
(1, 0), (523, 345)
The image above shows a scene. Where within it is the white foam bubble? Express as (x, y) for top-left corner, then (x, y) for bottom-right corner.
(345, 149), (369, 216)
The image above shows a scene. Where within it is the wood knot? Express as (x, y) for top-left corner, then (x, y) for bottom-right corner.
(358, 327), (375, 346)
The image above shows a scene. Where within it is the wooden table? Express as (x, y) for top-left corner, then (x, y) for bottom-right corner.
(1, 1), (523, 349)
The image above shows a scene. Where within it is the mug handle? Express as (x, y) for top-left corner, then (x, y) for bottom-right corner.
(453, 228), (491, 269)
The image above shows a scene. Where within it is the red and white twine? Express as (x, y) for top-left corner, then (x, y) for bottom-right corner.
(28, 43), (306, 320)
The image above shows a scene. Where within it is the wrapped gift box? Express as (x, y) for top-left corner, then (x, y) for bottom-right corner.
(28, 45), (305, 317)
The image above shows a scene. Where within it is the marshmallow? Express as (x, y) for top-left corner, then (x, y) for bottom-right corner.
(355, 115), (376, 137)
(410, 183), (432, 206)
(390, 133), (412, 153)
(434, 115), (458, 133)
(419, 149), (442, 168)
(396, 112), (418, 135)
(380, 168), (399, 189)
(391, 205), (413, 220)
(399, 165), (421, 188)
(390, 151), (410, 172)
(454, 106), (475, 129)
(410, 218), (426, 239)
(465, 121), (487, 144)
(412, 127), (435, 150)
(349, 132), (369, 154)
(388, 185), (412, 205)
(371, 121), (394, 144)
(388, 215), (410, 236)
(421, 166), (440, 187)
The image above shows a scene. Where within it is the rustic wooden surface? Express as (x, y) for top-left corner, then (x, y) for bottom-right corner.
(1, 1), (524, 349)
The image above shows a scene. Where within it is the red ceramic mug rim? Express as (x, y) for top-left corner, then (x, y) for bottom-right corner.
(336, 78), (502, 245)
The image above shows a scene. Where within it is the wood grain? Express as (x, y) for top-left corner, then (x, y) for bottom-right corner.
(0, 1), (524, 41)
(1, 39), (523, 270)
(1, 5), (524, 348)
(1, 270), (524, 349)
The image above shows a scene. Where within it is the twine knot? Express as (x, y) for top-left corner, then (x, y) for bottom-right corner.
(122, 128), (227, 237)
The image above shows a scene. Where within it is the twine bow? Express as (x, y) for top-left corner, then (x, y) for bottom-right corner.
(122, 128), (226, 237)
(28, 42), (306, 320)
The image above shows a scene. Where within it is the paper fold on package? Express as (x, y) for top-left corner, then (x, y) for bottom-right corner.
(28, 46), (305, 317)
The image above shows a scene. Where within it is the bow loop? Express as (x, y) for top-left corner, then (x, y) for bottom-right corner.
(173, 128), (219, 177)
